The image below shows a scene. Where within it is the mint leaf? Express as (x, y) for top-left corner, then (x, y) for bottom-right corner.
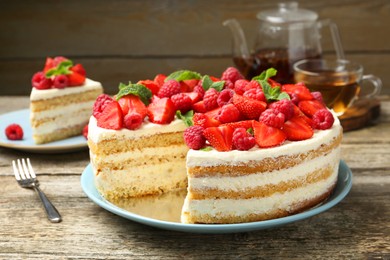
(247, 127), (254, 135)
(45, 60), (73, 78)
(258, 80), (289, 102)
(210, 81), (225, 92)
(252, 68), (277, 81)
(176, 110), (193, 127)
(200, 146), (213, 151)
(201, 75), (213, 90)
(166, 70), (202, 82)
(277, 92), (290, 101)
(116, 82), (152, 105)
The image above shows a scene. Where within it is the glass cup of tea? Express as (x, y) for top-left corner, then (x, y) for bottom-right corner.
(293, 59), (382, 116)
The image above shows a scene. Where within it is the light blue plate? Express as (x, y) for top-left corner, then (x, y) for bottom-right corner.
(0, 109), (87, 153)
(81, 161), (352, 234)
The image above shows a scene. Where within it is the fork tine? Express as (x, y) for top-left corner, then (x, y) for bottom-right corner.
(26, 158), (36, 178)
(17, 159), (27, 180)
(21, 159), (31, 179)
(12, 160), (21, 181)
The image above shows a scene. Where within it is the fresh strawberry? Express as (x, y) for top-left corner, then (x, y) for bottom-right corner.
(180, 79), (199, 92)
(67, 71), (86, 86)
(118, 95), (147, 118)
(283, 116), (314, 141)
(282, 83), (313, 101)
(147, 97), (176, 124)
(232, 94), (266, 119)
(210, 76), (221, 82)
(205, 107), (222, 119)
(222, 120), (255, 130)
(154, 74), (167, 87)
(43, 57), (54, 72)
(268, 78), (281, 88)
(203, 125), (234, 152)
(138, 79), (160, 95)
(97, 101), (123, 130)
(253, 121), (286, 148)
(193, 113), (221, 128)
(298, 100), (326, 118)
(70, 64), (86, 76)
(293, 104), (313, 127)
(182, 91), (202, 104)
(52, 56), (68, 66)
(192, 100), (207, 113)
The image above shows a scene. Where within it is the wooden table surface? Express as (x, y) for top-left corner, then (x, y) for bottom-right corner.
(0, 96), (389, 259)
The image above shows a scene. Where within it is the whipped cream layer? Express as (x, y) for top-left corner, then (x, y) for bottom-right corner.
(88, 116), (187, 143)
(30, 78), (102, 101)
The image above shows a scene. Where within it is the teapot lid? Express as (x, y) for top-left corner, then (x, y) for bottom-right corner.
(257, 2), (318, 23)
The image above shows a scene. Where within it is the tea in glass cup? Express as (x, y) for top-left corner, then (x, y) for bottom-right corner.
(293, 59), (382, 116)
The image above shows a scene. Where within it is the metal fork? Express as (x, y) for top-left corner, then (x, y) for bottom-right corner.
(12, 158), (61, 223)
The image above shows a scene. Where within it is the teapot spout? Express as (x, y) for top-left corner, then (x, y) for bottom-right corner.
(223, 19), (251, 60)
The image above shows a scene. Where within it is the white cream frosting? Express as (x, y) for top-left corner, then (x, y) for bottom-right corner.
(30, 101), (95, 121)
(30, 78), (102, 101)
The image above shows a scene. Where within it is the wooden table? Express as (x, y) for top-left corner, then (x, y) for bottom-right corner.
(1, 96), (389, 259)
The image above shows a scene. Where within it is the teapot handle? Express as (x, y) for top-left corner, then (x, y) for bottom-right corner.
(317, 19), (345, 60)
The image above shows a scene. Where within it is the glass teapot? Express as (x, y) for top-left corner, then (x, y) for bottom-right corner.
(224, 2), (344, 84)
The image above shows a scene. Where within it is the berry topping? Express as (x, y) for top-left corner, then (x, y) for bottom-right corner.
(232, 94), (266, 119)
(192, 100), (207, 113)
(312, 109), (335, 130)
(154, 74), (167, 87)
(184, 126), (206, 150)
(180, 79), (199, 92)
(82, 124), (88, 140)
(253, 121), (286, 148)
(124, 112), (143, 130)
(193, 113), (221, 128)
(217, 104), (240, 123)
(311, 91), (324, 104)
(70, 64), (86, 76)
(224, 80), (234, 90)
(282, 83), (313, 101)
(171, 93), (192, 113)
(234, 79), (249, 95)
(53, 75), (68, 89)
(193, 84), (205, 98)
(221, 67), (244, 83)
(259, 109), (285, 128)
(5, 124), (23, 140)
(298, 100), (326, 118)
(183, 91), (202, 104)
(93, 94), (114, 119)
(244, 80), (261, 92)
(283, 116), (314, 141)
(97, 101), (123, 130)
(243, 88), (266, 102)
(217, 89), (234, 107)
(31, 72), (52, 90)
(222, 120), (254, 130)
(158, 79), (181, 98)
(147, 97), (176, 124)
(203, 125), (234, 152)
(203, 88), (219, 111)
(269, 99), (294, 120)
(232, 127), (256, 151)
(138, 80), (160, 95)
(118, 95), (147, 119)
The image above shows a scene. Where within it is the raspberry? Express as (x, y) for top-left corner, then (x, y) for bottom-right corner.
(31, 71), (52, 90)
(217, 104), (240, 123)
(244, 80), (261, 91)
(234, 79), (248, 95)
(203, 88), (219, 111)
(5, 124), (23, 140)
(259, 109), (285, 128)
(312, 109), (334, 130)
(53, 75), (68, 89)
(269, 99), (294, 120)
(193, 84), (205, 98)
(311, 91), (324, 104)
(183, 126), (206, 150)
(224, 80), (234, 89)
(290, 93), (300, 105)
(171, 93), (192, 113)
(232, 127), (256, 151)
(243, 88), (266, 102)
(124, 112), (143, 130)
(158, 79), (181, 98)
(217, 89), (234, 107)
(82, 124), (88, 140)
(221, 67), (244, 83)
(93, 94), (114, 119)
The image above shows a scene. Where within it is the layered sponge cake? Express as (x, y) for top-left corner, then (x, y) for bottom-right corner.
(30, 56), (103, 144)
(87, 67), (342, 224)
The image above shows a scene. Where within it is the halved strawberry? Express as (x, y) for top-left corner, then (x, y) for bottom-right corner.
(43, 57), (54, 72)
(138, 79), (160, 95)
(283, 116), (314, 141)
(53, 56), (68, 67)
(154, 74), (167, 87)
(180, 79), (199, 92)
(298, 100), (325, 118)
(282, 83), (313, 101)
(232, 94), (266, 119)
(268, 78), (281, 88)
(193, 100), (207, 113)
(118, 95), (147, 118)
(70, 64), (86, 76)
(67, 71), (86, 86)
(253, 121), (286, 148)
(147, 97), (176, 124)
(293, 104), (313, 127)
(222, 120), (255, 130)
(210, 76), (221, 82)
(205, 107), (222, 120)
(203, 125), (233, 152)
(97, 101), (123, 130)
(183, 91), (202, 104)
(193, 113), (220, 128)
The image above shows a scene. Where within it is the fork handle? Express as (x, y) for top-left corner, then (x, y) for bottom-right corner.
(34, 186), (62, 223)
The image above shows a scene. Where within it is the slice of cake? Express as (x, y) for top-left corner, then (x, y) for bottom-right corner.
(30, 56), (103, 144)
(87, 67), (342, 224)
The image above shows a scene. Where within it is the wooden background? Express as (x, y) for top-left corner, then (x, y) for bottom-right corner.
(0, 0), (389, 96)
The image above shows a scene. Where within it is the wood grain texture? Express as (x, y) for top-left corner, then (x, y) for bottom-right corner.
(0, 96), (389, 259)
(0, 0), (389, 95)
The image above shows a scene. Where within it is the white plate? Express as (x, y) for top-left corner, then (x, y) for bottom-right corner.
(0, 109), (87, 153)
(81, 160), (353, 234)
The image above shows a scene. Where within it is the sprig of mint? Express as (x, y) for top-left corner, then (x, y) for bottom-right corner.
(165, 70), (202, 82)
(201, 75), (225, 92)
(116, 82), (152, 105)
(252, 68), (290, 102)
(45, 60), (73, 78)
(176, 110), (194, 127)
